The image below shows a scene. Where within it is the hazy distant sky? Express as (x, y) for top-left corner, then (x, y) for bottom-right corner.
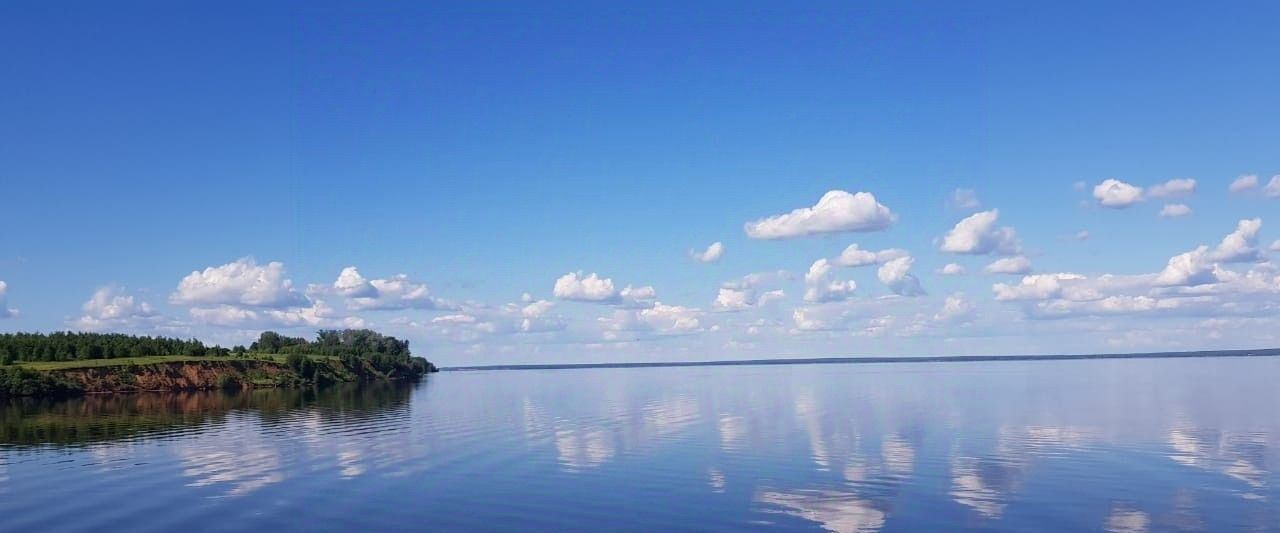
(3, 2), (1279, 365)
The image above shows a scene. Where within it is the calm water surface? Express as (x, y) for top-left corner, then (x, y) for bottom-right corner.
(2, 357), (1277, 532)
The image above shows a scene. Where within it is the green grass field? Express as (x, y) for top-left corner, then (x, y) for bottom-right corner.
(15, 354), (334, 371)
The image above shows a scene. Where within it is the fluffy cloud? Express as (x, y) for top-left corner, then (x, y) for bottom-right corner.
(713, 287), (784, 311)
(1155, 246), (1219, 286)
(600, 302), (703, 337)
(1158, 204), (1192, 218)
(985, 256), (1033, 275)
(939, 209), (1022, 255)
(1229, 174), (1259, 193)
(0, 281), (17, 319)
(744, 190), (894, 239)
(329, 267), (452, 311)
(713, 272), (789, 311)
(553, 272), (618, 302)
(877, 256), (924, 296)
(1092, 179), (1144, 208)
(551, 271), (656, 308)
(937, 263), (966, 275)
(690, 242), (725, 263)
(619, 285), (657, 307)
(803, 259), (857, 302)
(833, 244), (908, 267)
(991, 223), (1280, 322)
(1147, 178), (1196, 198)
(1070, 230), (1090, 241)
(1271, 240), (1280, 252)
(951, 188), (980, 210)
(934, 294), (976, 324)
(171, 258), (307, 308)
(332, 267), (377, 298)
(72, 286), (159, 330)
(1209, 218), (1263, 263)
(190, 301), (364, 329)
(639, 303), (703, 332)
(992, 273), (1087, 301)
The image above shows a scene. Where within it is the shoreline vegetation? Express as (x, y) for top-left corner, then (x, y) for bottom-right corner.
(0, 330), (437, 397)
(443, 347), (1280, 371)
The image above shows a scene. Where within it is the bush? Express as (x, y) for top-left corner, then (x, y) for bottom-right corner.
(285, 353), (306, 372)
(216, 374), (241, 390)
(0, 367), (83, 397)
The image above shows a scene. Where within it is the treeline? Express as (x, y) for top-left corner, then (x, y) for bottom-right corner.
(0, 332), (226, 364)
(251, 329), (410, 358)
(0, 330), (435, 375)
(256, 330), (432, 376)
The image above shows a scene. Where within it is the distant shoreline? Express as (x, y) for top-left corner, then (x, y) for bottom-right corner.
(441, 347), (1280, 372)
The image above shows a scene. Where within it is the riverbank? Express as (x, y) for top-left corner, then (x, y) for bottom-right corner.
(0, 354), (436, 397)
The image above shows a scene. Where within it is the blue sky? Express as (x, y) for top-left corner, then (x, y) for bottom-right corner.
(2, 1), (1279, 365)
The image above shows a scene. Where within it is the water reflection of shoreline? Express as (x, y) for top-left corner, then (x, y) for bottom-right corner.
(0, 383), (416, 448)
(2, 383), (423, 497)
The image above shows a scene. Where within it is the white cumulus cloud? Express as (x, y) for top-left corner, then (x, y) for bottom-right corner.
(713, 287), (784, 311)
(600, 302), (704, 337)
(329, 267), (452, 311)
(744, 190), (895, 239)
(554, 272), (618, 302)
(877, 256), (924, 296)
(937, 263), (966, 275)
(171, 258), (307, 309)
(619, 285), (658, 308)
(73, 286), (159, 330)
(690, 242), (725, 263)
(1093, 179), (1144, 208)
(1209, 218), (1263, 263)
(1155, 246), (1218, 286)
(803, 259), (857, 303)
(939, 209), (1022, 255)
(992, 273), (1087, 301)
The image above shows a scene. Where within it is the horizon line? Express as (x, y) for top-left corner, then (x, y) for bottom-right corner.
(440, 347), (1280, 372)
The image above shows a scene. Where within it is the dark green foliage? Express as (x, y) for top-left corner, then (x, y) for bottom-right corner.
(285, 353), (306, 372)
(0, 332), (224, 363)
(216, 374), (240, 390)
(0, 367), (83, 397)
(255, 329), (434, 378)
(0, 329), (434, 397)
(249, 331), (307, 353)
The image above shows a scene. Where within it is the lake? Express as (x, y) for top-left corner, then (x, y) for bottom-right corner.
(2, 356), (1277, 532)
